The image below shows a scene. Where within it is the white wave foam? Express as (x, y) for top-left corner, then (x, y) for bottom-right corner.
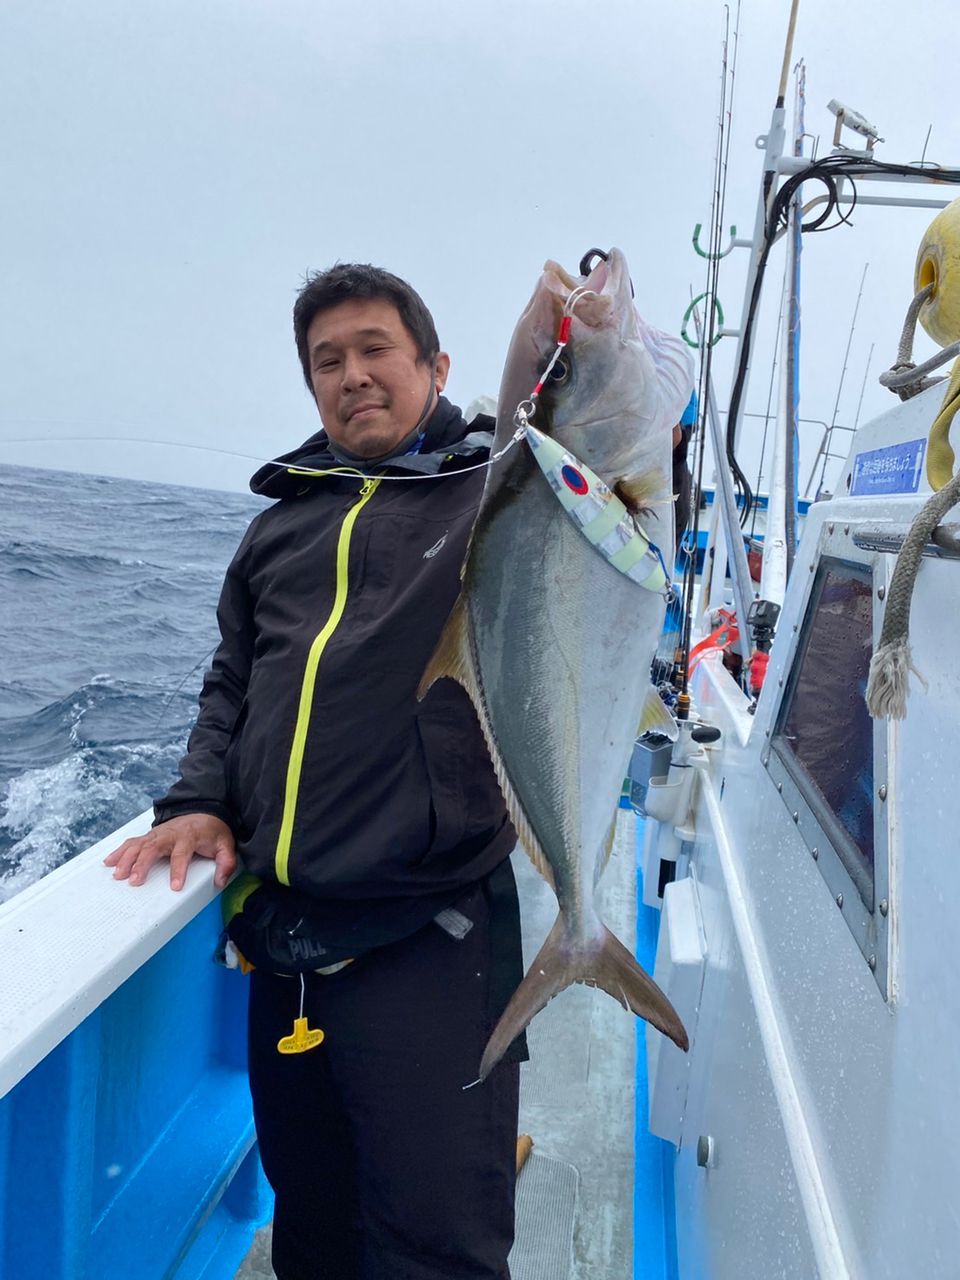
(0, 743), (170, 904)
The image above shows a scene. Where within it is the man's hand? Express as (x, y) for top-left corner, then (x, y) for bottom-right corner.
(104, 813), (237, 891)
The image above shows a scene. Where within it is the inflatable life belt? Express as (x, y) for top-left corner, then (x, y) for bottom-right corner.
(915, 199), (960, 489)
(916, 199), (960, 347)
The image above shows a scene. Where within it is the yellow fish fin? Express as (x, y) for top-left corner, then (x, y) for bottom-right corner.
(479, 916), (689, 1081)
(639, 685), (679, 741)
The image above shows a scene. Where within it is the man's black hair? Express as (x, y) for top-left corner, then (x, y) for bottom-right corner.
(293, 263), (440, 391)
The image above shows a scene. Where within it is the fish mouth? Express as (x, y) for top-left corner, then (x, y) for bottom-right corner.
(497, 247), (635, 423)
(540, 248), (627, 331)
(584, 249), (627, 301)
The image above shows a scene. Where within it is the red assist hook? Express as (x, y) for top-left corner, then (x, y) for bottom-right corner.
(530, 315), (573, 399)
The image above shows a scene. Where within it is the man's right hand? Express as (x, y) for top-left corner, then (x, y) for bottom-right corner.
(104, 813), (237, 892)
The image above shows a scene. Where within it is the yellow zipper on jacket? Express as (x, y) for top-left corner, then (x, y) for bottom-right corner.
(274, 477), (381, 884)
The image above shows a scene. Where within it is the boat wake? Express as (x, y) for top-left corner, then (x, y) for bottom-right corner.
(0, 462), (264, 902)
(0, 679), (190, 903)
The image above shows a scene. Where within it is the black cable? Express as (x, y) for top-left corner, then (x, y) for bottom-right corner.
(724, 154), (960, 528)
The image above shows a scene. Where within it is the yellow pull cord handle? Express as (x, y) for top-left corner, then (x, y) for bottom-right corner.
(278, 1016), (325, 1054)
(277, 974), (325, 1055)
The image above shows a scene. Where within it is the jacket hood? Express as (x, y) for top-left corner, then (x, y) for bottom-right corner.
(250, 396), (490, 500)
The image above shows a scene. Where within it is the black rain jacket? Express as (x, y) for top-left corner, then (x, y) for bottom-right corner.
(154, 397), (515, 950)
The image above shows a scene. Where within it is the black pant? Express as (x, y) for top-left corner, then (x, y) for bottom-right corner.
(247, 873), (523, 1280)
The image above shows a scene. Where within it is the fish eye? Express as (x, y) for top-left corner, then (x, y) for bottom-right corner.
(548, 356), (570, 384)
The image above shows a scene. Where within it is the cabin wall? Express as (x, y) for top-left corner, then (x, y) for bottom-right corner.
(654, 435), (960, 1279)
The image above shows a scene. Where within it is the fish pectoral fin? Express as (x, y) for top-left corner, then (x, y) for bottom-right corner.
(478, 915), (689, 1081)
(418, 593), (472, 700)
(639, 685), (679, 742)
(613, 470), (666, 516)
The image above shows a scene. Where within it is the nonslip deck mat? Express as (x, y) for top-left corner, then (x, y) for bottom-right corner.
(520, 982), (594, 1109)
(508, 1151), (580, 1280)
(234, 1225), (273, 1279)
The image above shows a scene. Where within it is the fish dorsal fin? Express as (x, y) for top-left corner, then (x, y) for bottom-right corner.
(418, 595), (556, 890)
(639, 685), (679, 741)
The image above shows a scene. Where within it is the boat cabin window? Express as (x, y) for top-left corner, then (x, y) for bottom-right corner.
(772, 558), (876, 910)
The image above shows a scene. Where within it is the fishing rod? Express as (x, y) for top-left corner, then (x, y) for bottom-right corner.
(803, 262), (869, 499)
(677, 1), (745, 707)
(722, 0), (801, 528)
(853, 342), (875, 431)
(748, 304), (783, 540)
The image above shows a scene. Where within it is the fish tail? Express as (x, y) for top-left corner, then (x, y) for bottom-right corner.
(478, 914), (689, 1081)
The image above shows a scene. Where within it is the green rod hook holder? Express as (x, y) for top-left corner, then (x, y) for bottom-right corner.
(681, 293), (725, 349)
(693, 223), (740, 260)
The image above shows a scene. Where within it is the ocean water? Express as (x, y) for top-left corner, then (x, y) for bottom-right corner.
(0, 464), (264, 903)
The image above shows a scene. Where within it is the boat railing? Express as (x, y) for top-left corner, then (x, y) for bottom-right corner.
(0, 811), (270, 1279)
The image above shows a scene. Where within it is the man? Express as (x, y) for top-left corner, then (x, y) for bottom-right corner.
(105, 264), (525, 1280)
(672, 389), (697, 550)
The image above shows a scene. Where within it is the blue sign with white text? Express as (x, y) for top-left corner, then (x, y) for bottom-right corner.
(850, 438), (926, 496)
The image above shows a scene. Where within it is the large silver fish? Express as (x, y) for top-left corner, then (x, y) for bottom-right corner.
(420, 249), (692, 1079)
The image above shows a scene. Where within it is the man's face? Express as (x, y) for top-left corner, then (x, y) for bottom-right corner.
(306, 297), (450, 458)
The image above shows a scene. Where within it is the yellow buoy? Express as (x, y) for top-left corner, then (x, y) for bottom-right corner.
(916, 197), (960, 347)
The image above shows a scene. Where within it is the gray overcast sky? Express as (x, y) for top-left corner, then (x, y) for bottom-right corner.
(1, 0), (957, 493)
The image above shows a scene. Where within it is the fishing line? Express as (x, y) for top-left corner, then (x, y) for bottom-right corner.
(3, 290), (603, 488)
(296, 283), (601, 482)
(285, 432), (525, 483)
(715, 0), (756, 526)
(0, 432), (524, 483)
(0, 433), (288, 466)
(152, 645), (218, 732)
